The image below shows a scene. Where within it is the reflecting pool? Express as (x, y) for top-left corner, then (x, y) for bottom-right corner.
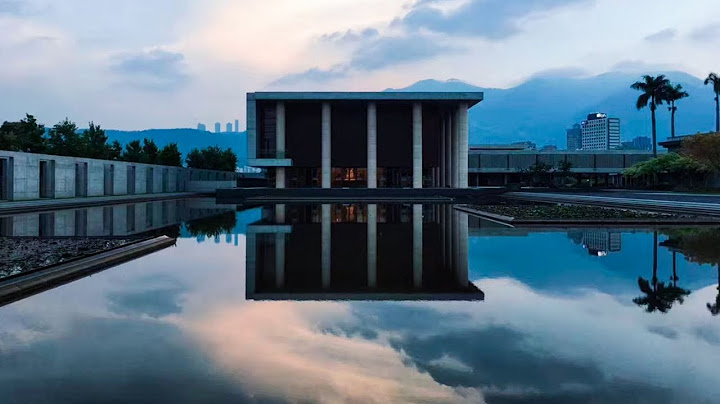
(1, 200), (719, 404)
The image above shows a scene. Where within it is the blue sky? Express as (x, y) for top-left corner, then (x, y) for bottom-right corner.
(1, 0), (719, 129)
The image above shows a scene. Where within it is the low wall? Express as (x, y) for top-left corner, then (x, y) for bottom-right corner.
(0, 150), (237, 201)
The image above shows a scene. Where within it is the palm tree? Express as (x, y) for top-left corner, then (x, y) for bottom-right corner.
(705, 73), (720, 133)
(632, 75), (670, 157)
(708, 263), (720, 316)
(665, 84), (689, 138)
(634, 231), (690, 313)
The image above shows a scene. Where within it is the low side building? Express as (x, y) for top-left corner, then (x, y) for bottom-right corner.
(246, 92), (484, 189)
(0, 150), (237, 201)
(468, 147), (654, 186)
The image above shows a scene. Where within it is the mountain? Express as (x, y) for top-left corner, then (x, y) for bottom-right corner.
(387, 73), (717, 147)
(105, 128), (247, 166)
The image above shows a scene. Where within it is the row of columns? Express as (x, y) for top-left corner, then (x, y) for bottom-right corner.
(273, 101), (469, 189)
(248, 204), (470, 293)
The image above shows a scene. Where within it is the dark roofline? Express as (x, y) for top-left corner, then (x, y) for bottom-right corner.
(247, 91), (484, 106)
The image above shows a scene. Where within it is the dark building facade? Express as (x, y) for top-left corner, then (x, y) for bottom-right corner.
(246, 92), (484, 189)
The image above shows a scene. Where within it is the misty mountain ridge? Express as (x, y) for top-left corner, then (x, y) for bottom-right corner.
(388, 71), (717, 147)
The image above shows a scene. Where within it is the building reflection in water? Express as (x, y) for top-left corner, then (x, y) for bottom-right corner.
(0, 198), (237, 238)
(568, 230), (622, 256)
(246, 204), (483, 301)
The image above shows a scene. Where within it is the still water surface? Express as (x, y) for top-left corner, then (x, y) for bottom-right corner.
(0, 200), (719, 403)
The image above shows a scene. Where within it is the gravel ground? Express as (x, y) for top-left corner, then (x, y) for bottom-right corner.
(0, 238), (133, 278)
(471, 204), (694, 220)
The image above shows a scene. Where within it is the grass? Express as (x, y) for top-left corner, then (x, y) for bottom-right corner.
(471, 204), (683, 220)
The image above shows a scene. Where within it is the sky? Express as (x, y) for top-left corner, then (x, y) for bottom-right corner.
(1, 0), (719, 130)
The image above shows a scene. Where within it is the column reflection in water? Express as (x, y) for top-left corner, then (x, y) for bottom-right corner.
(246, 203), (480, 301)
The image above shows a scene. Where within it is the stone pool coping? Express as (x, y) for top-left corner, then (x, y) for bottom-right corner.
(454, 205), (720, 227)
(0, 235), (176, 307)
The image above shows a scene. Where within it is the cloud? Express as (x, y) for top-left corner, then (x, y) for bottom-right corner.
(644, 28), (677, 42)
(690, 22), (720, 42)
(110, 48), (190, 91)
(393, 0), (591, 39)
(320, 28), (380, 43)
(0, 0), (25, 15)
(427, 354), (474, 373)
(269, 35), (457, 86)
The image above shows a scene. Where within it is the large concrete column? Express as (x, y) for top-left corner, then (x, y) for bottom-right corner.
(458, 102), (469, 189)
(440, 120), (446, 187)
(445, 113), (452, 187)
(451, 108), (458, 187)
(367, 204), (377, 288)
(367, 103), (377, 189)
(322, 103), (331, 189)
(457, 210), (469, 287)
(413, 204), (423, 289)
(276, 102), (286, 188)
(412, 103), (423, 189)
(275, 233), (285, 288)
(321, 204), (331, 288)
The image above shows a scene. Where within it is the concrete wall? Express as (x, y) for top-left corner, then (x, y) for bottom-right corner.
(0, 150), (238, 201)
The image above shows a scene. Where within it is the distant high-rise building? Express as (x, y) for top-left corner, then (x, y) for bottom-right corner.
(234, 119), (239, 133)
(581, 113), (620, 150)
(582, 231), (622, 256)
(566, 123), (582, 150)
(197, 123), (206, 131)
(632, 136), (652, 150)
(214, 122), (221, 133)
(226, 122), (233, 132)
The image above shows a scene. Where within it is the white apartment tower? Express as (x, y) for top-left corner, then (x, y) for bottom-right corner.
(581, 113), (620, 150)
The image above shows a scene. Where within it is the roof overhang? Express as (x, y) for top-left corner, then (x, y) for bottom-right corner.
(248, 91), (484, 107)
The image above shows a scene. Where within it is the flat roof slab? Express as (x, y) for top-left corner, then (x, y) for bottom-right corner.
(248, 91), (484, 106)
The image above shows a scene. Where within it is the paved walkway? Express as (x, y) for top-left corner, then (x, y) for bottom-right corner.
(506, 191), (720, 217)
(0, 192), (204, 216)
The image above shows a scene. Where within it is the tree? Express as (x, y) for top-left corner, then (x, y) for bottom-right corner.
(157, 143), (182, 166)
(186, 146), (238, 171)
(665, 84), (689, 138)
(709, 264), (720, 316)
(705, 72), (720, 133)
(141, 138), (159, 164)
(633, 232), (690, 313)
(123, 140), (143, 162)
(47, 118), (82, 157)
(108, 140), (122, 160)
(0, 114), (46, 153)
(631, 75), (670, 157)
(81, 122), (110, 159)
(682, 132), (720, 172)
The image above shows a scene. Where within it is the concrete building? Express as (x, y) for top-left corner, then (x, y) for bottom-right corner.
(0, 151), (236, 201)
(468, 147), (653, 186)
(214, 122), (221, 133)
(234, 119), (239, 133)
(566, 123), (582, 151)
(197, 123), (207, 132)
(226, 122), (233, 133)
(246, 92), (484, 189)
(581, 113), (620, 150)
(245, 203), (481, 300)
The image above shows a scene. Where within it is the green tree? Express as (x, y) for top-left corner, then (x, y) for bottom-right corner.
(123, 140), (143, 162)
(682, 132), (720, 172)
(141, 138), (159, 164)
(705, 72), (720, 133)
(631, 75), (670, 157)
(665, 84), (689, 138)
(108, 140), (122, 160)
(157, 143), (182, 166)
(0, 114), (46, 153)
(81, 122), (110, 159)
(47, 118), (82, 157)
(186, 146), (237, 171)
